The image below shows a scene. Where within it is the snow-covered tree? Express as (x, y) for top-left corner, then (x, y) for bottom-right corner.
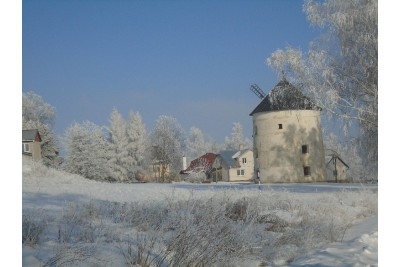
(22, 91), (56, 127)
(63, 121), (112, 181)
(151, 115), (185, 182)
(22, 91), (61, 167)
(224, 122), (252, 150)
(267, 0), (377, 177)
(107, 108), (130, 181)
(184, 127), (212, 161)
(126, 111), (149, 180)
(324, 133), (368, 182)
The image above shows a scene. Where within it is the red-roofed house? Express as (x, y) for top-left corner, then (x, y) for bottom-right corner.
(180, 153), (217, 181)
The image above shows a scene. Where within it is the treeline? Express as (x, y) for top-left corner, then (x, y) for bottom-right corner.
(22, 91), (252, 182)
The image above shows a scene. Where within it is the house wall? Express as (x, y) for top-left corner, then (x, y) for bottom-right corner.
(211, 157), (230, 182)
(151, 162), (170, 179)
(253, 110), (326, 183)
(22, 141), (42, 162)
(229, 150), (254, 182)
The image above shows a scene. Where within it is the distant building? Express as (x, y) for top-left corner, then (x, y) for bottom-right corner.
(151, 160), (170, 181)
(180, 153), (217, 181)
(250, 78), (326, 183)
(22, 129), (42, 162)
(325, 149), (350, 182)
(210, 149), (254, 182)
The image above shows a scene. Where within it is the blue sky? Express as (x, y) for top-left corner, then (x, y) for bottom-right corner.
(23, 0), (323, 143)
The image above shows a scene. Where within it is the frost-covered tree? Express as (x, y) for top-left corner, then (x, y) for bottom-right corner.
(224, 122), (252, 150)
(63, 121), (112, 180)
(151, 115), (185, 182)
(324, 133), (367, 181)
(184, 127), (212, 161)
(267, 0), (378, 177)
(126, 111), (149, 180)
(22, 91), (61, 167)
(22, 91), (56, 127)
(107, 108), (130, 181)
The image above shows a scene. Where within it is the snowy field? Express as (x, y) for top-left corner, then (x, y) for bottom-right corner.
(22, 161), (378, 266)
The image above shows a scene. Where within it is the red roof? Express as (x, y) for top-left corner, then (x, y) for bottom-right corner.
(180, 153), (217, 174)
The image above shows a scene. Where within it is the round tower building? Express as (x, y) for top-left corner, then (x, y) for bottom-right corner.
(250, 79), (326, 183)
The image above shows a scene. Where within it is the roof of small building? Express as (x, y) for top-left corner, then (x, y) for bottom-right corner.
(325, 149), (350, 169)
(217, 150), (241, 168)
(250, 78), (320, 116)
(22, 129), (42, 142)
(231, 148), (252, 159)
(180, 153), (217, 174)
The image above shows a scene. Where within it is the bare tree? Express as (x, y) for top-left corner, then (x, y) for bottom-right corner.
(151, 115), (185, 182)
(267, 0), (377, 176)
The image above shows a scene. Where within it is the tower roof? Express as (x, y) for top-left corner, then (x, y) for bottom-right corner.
(249, 78), (320, 116)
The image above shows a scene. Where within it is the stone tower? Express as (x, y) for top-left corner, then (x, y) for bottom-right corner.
(250, 78), (326, 183)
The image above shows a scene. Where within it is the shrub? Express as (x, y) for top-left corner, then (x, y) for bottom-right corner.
(22, 215), (46, 247)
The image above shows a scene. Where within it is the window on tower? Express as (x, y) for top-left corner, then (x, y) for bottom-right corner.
(303, 166), (311, 176)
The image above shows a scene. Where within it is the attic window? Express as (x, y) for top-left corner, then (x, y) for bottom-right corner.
(304, 166), (311, 176)
(242, 158), (247, 164)
(278, 124), (283, 129)
(302, 145), (309, 154)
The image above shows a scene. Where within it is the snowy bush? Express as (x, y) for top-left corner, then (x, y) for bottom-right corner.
(121, 231), (169, 267)
(22, 214), (46, 247)
(23, 168), (378, 266)
(42, 244), (96, 267)
(184, 171), (208, 183)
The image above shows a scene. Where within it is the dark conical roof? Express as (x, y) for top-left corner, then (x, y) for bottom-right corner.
(249, 79), (320, 116)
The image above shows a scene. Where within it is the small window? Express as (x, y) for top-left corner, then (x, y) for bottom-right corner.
(302, 145), (309, 154)
(23, 143), (30, 153)
(242, 158), (247, 164)
(304, 166), (311, 176)
(254, 126), (258, 135)
(254, 148), (258, 158)
(278, 124), (283, 129)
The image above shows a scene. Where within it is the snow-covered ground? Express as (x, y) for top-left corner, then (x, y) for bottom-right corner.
(22, 161), (378, 266)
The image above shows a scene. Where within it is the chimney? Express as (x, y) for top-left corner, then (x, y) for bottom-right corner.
(182, 156), (187, 170)
(239, 144), (244, 151)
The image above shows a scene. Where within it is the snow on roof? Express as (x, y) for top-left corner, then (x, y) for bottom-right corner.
(231, 148), (252, 159)
(180, 153), (217, 174)
(218, 150), (241, 168)
(250, 78), (320, 116)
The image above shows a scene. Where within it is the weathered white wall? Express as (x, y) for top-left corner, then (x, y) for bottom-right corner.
(229, 150), (254, 182)
(22, 141), (42, 162)
(253, 110), (326, 183)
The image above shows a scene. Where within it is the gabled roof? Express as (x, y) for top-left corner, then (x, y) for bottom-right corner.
(180, 153), (217, 174)
(325, 149), (350, 169)
(250, 78), (320, 116)
(22, 129), (42, 142)
(231, 148), (252, 159)
(217, 150), (241, 168)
